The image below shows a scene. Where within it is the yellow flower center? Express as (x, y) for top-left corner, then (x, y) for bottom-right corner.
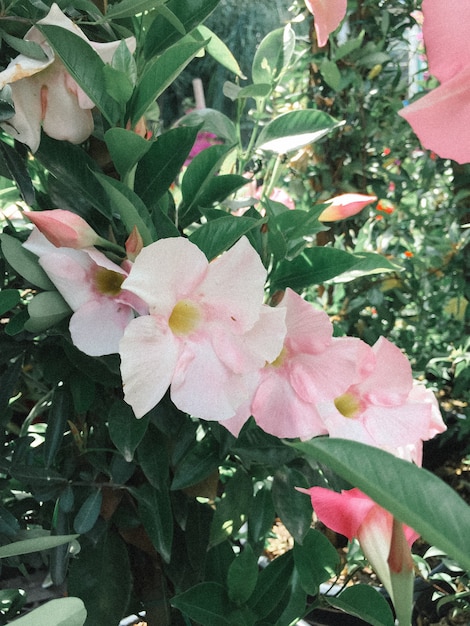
(334, 392), (361, 419)
(269, 346), (288, 368)
(94, 267), (125, 296)
(169, 299), (202, 336)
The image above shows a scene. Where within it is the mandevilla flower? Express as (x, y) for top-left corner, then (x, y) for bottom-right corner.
(300, 486), (418, 626)
(23, 229), (146, 356)
(26, 209), (102, 249)
(223, 288), (374, 439)
(317, 193), (377, 222)
(304, 0), (348, 47)
(318, 336), (446, 459)
(119, 236), (286, 421)
(0, 3), (136, 152)
(399, 0), (470, 163)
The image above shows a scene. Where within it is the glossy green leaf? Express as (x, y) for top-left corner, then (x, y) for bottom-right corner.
(273, 570), (307, 626)
(37, 25), (120, 124)
(73, 490), (102, 534)
(171, 435), (220, 491)
(68, 529), (131, 626)
(227, 544), (258, 604)
(135, 483), (173, 563)
(1, 31), (48, 61)
(320, 59), (342, 91)
(0, 87), (15, 123)
(103, 65), (134, 106)
(137, 425), (170, 490)
(272, 466), (312, 544)
(248, 486), (275, 545)
(93, 172), (156, 245)
(8, 597), (86, 626)
(210, 467), (252, 548)
(108, 400), (150, 462)
(248, 551), (294, 619)
(131, 38), (206, 125)
(105, 0), (165, 20)
(0, 534), (78, 559)
(330, 251), (401, 282)
(252, 25), (295, 86)
(0, 234), (54, 290)
(69, 372), (95, 414)
(5, 308), (29, 336)
(0, 505), (20, 538)
(234, 83), (272, 101)
(0, 289), (20, 315)
(171, 582), (233, 626)
(255, 109), (342, 154)
(144, 0), (220, 58)
(189, 214), (262, 260)
(270, 247), (359, 292)
(134, 125), (201, 209)
(0, 140), (35, 204)
(292, 438), (470, 572)
(194, 25), (245, 78)
(327, 584), (395, 626)
(178, 109), (237, 143)
(293, 528), (340, 595)
(44, 383), (73, 468)
(24, 291), (70, 333)
(0, 357), (23, 419)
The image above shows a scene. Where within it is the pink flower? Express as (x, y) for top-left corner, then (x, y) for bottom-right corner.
(224, 289), (374, 439)
(184, 131), (222, 166)
(304, 0), (347, 47)
(317, 193), (377, 222)
(26, 210), (101, 249)
(318, 336), (446, 458)
(399, 0), (470, 163)
(300, 486), (417, 625)
(0, 3), (136, 152)
(23, 229), (146, 356)
(119, 236), (286, 420)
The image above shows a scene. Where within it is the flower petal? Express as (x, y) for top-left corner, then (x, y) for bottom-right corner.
(304, 0), (347, 47)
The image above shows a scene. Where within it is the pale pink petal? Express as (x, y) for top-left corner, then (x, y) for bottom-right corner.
(37, 249), (95, 311)
(281, 289), (332, 354)
(120, 315), (179, 418)
(408, 384), (446, 438)
(69, 298), (134, 356)
(304, 0), (347, 47)
(23, 228), (56, 257)
(360, 402), (436, 449)
(399, 67), (470, 164)
(197, 237), (267, 332)
(1, 80), (43, 153)
(221, 401), (252, 437)
(122, 237), (209, 314)
(170, 338), (259, 421)
(251, 372), (327, 439)
(27, 210), (100, 249)
(421, 0), (470, 83)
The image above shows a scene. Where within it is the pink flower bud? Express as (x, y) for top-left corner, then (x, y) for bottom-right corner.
(317, 193), (377, 222)
(27, 210), (101, 249)
(125, 226), (144, 261)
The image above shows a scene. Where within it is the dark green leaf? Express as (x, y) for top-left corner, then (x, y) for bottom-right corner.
(73, 489), (103, 534)
(171, 435), (220, 491)
(103, 65), (134, 106)
(293, 528), (340, 595)
(1, 31), (48, 60)
(105, 0), (165, 19)
(44, 383), (73, 468)
(136, 425), (170, 490)
(292, 438), (470, 573)
(104, 129), (151, 180)
(0, 140), (35, 204)
(108, 400), (150, 462)
(320, 59), (342, 91)
(248, 551), (294, 619)
(0, 289), (20, 315)
(327, 584), (395, 626)
(272, 466), (312, 544)
(227, 544), (258, 604)
(7, 597), (86, 626)
(189, 214), (261, 260)
(0, 534), (78, 559)
(144, 0), (220, 58)
(0, 234), (54, 289)
(171, 582), (233, 626)
(135, 483), (173, 563)
(24, 291), (71, 333)
(248, 486), (275, 546)
(0, 356), (23, 420)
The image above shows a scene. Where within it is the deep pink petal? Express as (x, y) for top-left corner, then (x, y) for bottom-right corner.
(304, 0), (347, 47)
(318, 193), (377, 222)
(69, 298), (133, 356)
(399, 67), (470, 164)
(27, 210), (100, 249)
(120, 315), (179, 418)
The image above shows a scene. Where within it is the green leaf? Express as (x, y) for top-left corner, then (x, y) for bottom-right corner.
(103, 65), (134, 106)
(137, 425), (170, 490)
(171, 435), (220, 491)
(93, 172), (156, 245)
(235, 83), (273, 101)
(255, 110), (342, 154)
(293, 528), (340, 595)
(24, 291), (71, 333)
(7, 597), (86, 626)
(292, 438), (470, 573)
(134, 125), (201, 209)
(68, 529), (131, 626)
(171, 582), (233, 626)
(227, 544), (258, 604)
(0, 233), (54, 290)
(272, 466), (312, 544)
(0, 534), (78, 559)
(105, 0), (165, 20)
(108, 400), (150, 462)
(44, 383), (73, 468)
(144, 0), (221, 58)
(252, 25), (295, 86)
(248, 486), (275, 546)
(37, 25), (120, 124)
(0, 139), (35, 204)
(189, 214), (262, 260)
(0, 289), (20, 315)
(178, 109), (237, 144)
(327, 584), (395, 626)
(330, 252), (401, 282)
(73, 489), (103, 534)
(270, 247), (359, 292)
(0, 86), (15, 123)
(135, 483), (173, 563)
(131, 37), (206, 125)
(320, 59), (342, 91)
(248, 551), (294, 619)
(210, 468), (252, 548)
(194, 25), (245, 78)
(1, 31), (48, 61)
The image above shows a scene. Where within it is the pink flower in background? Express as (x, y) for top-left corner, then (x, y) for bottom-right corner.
(0, 3), (136, 152)
(224, 289), (374, 439)
(317, 193), (377, 222)
(119, 236), (286, 420)
(304, 0), (347, 47)
(26, 209), (102, 249)
(301, 486), (417, 624)
(23, 229), (146, 356)
(184, 131), (222, 166)
(399, 0), (470, 163)
(318, 336), (446, 458)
